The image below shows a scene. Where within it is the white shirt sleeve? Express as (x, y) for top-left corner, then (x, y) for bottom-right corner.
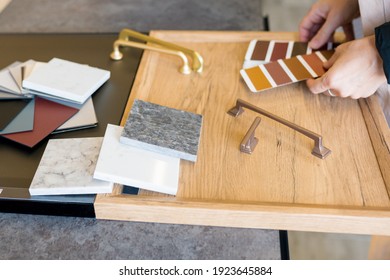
(359, 0), (390, 36)
(359, 0), (390, 125)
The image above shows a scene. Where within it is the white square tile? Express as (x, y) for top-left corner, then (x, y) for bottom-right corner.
(22, 58), (110, 104)
(94, 124), (180, 195)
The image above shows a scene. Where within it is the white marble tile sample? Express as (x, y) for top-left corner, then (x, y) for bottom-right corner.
(29, 137), (113, 196)
(120, 99), (202, 162)
(94, 124), (180, 195)
(22, 58), (110, 104)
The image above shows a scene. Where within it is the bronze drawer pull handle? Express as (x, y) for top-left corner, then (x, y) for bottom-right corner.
(241, 117), (261, 154)
(228, 99), (331, 159)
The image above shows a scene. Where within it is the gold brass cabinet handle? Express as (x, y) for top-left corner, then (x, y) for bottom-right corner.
(228, 99), (331, 159)
(110, 29), (204, 74)
(118, 29), (203, 73)
(111, 39), (191, 75)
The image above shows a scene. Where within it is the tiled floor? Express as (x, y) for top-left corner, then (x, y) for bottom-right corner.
(289, 231), (371, 260)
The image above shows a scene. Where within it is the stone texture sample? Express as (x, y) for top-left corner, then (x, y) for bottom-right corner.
(120, 99), (202, 162)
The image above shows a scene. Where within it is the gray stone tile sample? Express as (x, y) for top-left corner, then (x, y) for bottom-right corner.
(120, 99), (202, 162)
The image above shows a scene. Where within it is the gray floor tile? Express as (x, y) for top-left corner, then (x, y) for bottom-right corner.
(0, 213), (281, 260)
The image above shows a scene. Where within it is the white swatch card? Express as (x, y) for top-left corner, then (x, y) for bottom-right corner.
(94, 124), (180, 195)
(0, 61), (23, 94)
(9, 59), (37, 93)
(22, 58), (110, 104)
(53, 97), (98, 133)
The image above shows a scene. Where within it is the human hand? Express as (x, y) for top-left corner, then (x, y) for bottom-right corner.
(306, 36), (387, 99)
(299, 0), (360, 49)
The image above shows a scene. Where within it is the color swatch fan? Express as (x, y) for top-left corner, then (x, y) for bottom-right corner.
(243, 39), (337, 68)
(240, 50), (334, 93)
(2, 97), (79, 147)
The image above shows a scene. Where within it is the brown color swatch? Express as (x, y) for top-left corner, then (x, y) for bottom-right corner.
(302, 53), (326, 76)
(317, 42), (339, 50)
(264, 62), (292, 85)
(251, 41), (269, 60)
(270, 42), (289, 61)
(320, 50), (334, 60)
(283, 56), (312, 80)
(291, 42), (308, 57)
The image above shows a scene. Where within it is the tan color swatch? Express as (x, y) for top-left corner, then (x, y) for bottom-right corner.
(244, 66), (272, 91)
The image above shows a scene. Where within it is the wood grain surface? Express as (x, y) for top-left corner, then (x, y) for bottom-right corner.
(95, 31), (390, 235)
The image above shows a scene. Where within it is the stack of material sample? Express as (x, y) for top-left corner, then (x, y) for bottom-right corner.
(94, 99), (203, 195)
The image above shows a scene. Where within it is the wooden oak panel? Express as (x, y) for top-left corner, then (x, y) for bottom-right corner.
(95, 31), (390, 235)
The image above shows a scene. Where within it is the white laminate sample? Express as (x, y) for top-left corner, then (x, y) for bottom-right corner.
(22, 58), (110, 104)
(94, 124), (180, 195)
